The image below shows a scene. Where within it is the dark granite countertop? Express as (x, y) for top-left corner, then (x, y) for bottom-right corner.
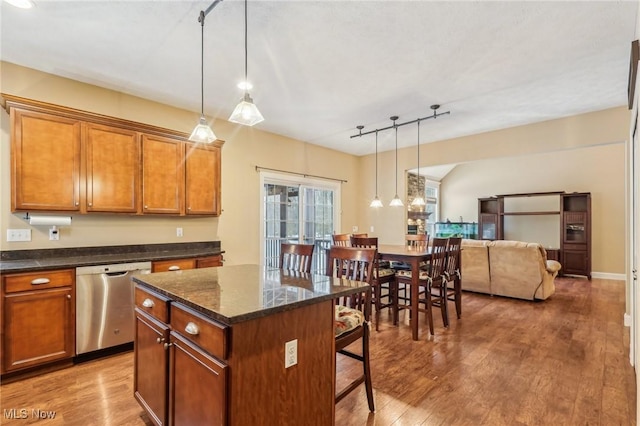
(133, 264), (370, 325)
(0, 242), (223, 273)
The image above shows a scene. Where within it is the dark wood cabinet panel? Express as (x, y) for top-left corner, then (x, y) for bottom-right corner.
(142, 135), (185, 215)
(2, 269), (75, 374)
(85, 123), (140, 213)
(169, 332), (227, 426)
(195, 255), (224, 268)
(478, 198), (503, 240)
(560, 193), (591, 279)
(134, 309), (170, 426)
(185, 144), (221, 216)
(11, 109), (81, 212)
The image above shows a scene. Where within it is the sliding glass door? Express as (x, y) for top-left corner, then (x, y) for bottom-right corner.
(261, 172), (340, 273)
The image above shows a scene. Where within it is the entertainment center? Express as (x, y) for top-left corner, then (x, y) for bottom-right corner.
(478, 191), (591, 279)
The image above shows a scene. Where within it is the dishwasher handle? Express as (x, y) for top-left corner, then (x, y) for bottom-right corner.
(105, 271), (130, 277)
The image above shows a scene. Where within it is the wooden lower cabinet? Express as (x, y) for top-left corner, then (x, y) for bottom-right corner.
(134, 309), (170, 426)
(169, 332), (227, 425)
(1, 269), (75, 375)
(134, 285), (335, 425)
(152, 255), (223, 272)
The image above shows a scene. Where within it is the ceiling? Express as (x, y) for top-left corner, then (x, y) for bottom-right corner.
(1, 1), (637, 156)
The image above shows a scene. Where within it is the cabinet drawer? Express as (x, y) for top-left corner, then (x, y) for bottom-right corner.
(196, 255), (223, 268)
(135, 286), (170, 324)
(563, 243), (586, 252)
(152, 258), (196, 272)
(171, 302), (227, 360)
(3, 269), (74, 294)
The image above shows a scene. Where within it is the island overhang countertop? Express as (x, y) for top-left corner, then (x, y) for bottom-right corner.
(132, 264), (370, 325)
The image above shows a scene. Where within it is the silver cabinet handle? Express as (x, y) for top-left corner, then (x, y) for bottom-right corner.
(88, 202), (93, 207)
(185, 322), (199, 335)
(67, 294), (71, 300)
(142, 298), (155, 308)
(156, 337), (165, 344)
(31, 278), (50, 285)
(168, 265), (180, 271)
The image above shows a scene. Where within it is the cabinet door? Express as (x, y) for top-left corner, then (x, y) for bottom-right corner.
(85, 123), (140, 213)
(2, 287), (74, 373)
(142, 135), (185, 215)
(185, 144), (221, 216)
(134, 309), (170, 426)
(563, 249), (589, 275)
(169, 332), (227, 426)
(11, 109), (81, 212)
(479, 213), (498, 240)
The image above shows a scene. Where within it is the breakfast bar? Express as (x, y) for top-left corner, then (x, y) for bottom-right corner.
(132, 264), (369, 426)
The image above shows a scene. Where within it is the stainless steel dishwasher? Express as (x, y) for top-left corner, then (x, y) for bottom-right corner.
(76, 261), (152, 355)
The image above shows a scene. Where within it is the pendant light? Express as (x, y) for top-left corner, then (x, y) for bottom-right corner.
(370, 129), (383, 208)
(389, 116), (404, 207)
(229, 0), (264, 126)
(189, 10), (217, 143)
(411, 120), (426, 207)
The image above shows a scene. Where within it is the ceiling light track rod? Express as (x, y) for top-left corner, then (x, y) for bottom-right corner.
(350, 104), (450, 139)
(201, 0), (224, 23)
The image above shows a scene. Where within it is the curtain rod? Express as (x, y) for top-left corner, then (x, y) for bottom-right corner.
(255, 166), (347, 183)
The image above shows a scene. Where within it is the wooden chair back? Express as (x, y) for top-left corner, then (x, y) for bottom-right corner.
(332, 233), (351, 247)
(429, 238), (449, 280)
(327, 246), (376, 284)
(444, 237), (462, 278)
(279, 243), (315, 273)
(350, 236), (378, 249)
(406, 233), (429, 250)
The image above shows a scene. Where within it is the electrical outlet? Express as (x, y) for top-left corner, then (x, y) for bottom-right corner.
(176, 227), (183, 237)
(49, 227), (59, 241)
(6, 229), (31, 242)
(370, 226), (374, 232)
(352, 226), (358, 232)
(285, 339), (298, 368)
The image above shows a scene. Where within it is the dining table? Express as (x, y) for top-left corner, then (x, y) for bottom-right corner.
(377, 244), (435, 341)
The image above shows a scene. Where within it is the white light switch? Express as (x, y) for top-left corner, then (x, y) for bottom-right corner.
(7, 229), (31, 242)
(285, 339), (298, 368)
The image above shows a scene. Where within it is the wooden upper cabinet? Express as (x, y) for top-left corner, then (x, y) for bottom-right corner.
(11, 109), (81, 212)
(142, 134), (185, 215)
(85, 123), (140, 213)
(185, 143), (221, 216)
(4, 95), (224, 216)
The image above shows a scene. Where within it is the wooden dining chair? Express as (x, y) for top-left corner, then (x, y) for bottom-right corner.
(393, 233), (429, 321)
(395, 237), (448, 335)
(350, 236), (396, 331)
(332, 233), (352, 247)
(441, 237), (462, 323)
(420, 238), (450, 332)
(327, 246), (375, 412)
(279, 243), (315, 273)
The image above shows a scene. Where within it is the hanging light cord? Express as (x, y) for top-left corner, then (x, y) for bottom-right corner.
(417, 120), (421, 197)
(394, 123), (399, 195)
(198, 11), (205, 115)
(375, 131), (379, 194)
(244, 0), (248, 89)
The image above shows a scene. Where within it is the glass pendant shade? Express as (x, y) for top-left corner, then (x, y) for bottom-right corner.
(389, 195), (404, 207)
(229, 92), (264, 126)
(370, 196), (383, 208)
(189, 115), (217, 143)
(411, 195), (426, 206)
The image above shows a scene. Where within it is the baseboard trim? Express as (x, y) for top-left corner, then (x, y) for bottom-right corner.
(624, 313), (632, 327)
(591, 272), (626, 281)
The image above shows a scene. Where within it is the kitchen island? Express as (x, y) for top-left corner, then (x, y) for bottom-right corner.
(132, 264), (369, 426)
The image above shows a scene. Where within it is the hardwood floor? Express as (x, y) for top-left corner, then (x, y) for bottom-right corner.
(0, 277), (635, 425)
